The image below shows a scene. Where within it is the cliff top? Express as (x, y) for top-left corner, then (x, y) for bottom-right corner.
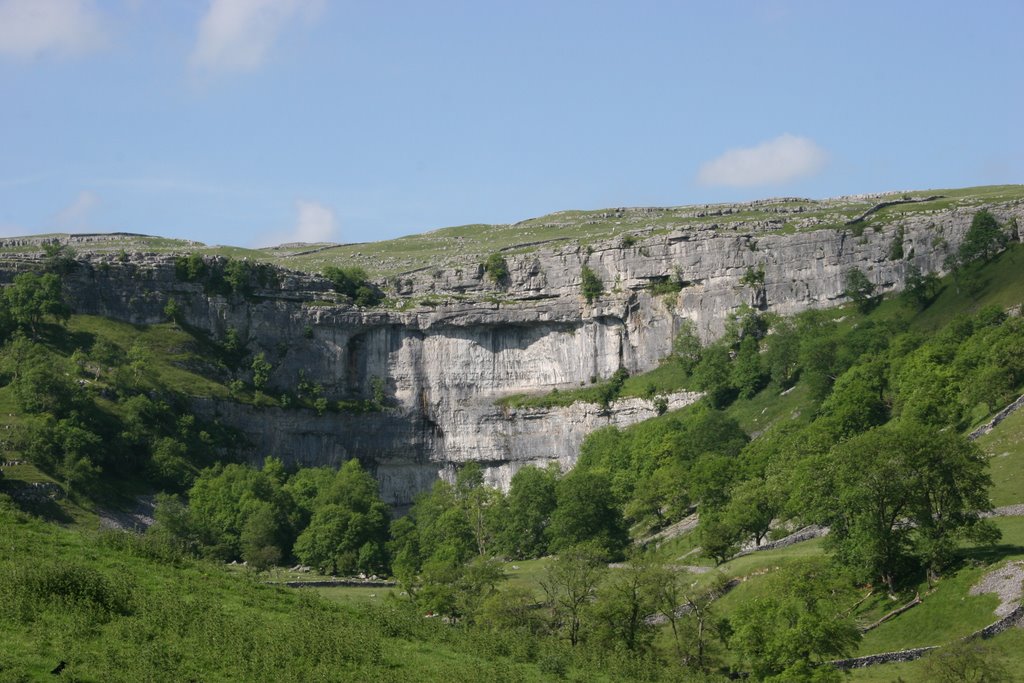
(2, 184), (1022, 278)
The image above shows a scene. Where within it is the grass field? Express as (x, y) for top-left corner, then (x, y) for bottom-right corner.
(4, 185), (1021, 281)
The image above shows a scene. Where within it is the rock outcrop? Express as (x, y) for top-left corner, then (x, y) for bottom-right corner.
(4, 198), (1021, 504)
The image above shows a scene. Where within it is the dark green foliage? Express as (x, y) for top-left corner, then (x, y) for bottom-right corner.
(548, 471), (628, 560)
(596, 365), (629, 409)
(580, 265), (602, 303)
(888, 225), (906, 260)
(731, 335), (766, 399)
(648, 274), (684, 296)
(803, 422), (998, 591)
(921, 640), (1012, 683)
(8, 341), (81, 416)
(163, 297), (182, 323)
(578, 405), (746, 531)
(322, 265), (383, 307)
(843, 267), (877, 312)
(539, 542), (608, 646)
(958, 209), (1006, 265)
(42, 242), (78, 274)
(292, 459), (390, 575)
(904, 264), (941, 309)
(175, 253), (207, 281)
(796, 311), (841, 401)
(251, 352), (272, 391)
(728, 559), (860, 680)
(692, 342), (735, 407)
(179, 458), (299, 563)
(739, 264), (765, 288)
(494, 464), (558, 559)
(483, 253), (509, 284)
(5, 272), (68, 335)
(175, 255), (277, 297)
(697, 511), (741, 565)
(764, 317), (800, 387)
(671, 319), (702, 374)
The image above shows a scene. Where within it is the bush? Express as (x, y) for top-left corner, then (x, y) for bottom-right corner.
(323, 266), (383, 307)
(580, 266), (602, 303)
(483, 254), (510, 284)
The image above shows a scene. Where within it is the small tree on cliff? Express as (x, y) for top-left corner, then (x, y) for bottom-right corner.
(580, 265), (602, 303)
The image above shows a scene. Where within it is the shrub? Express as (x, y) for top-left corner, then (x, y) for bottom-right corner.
(483, 253), (510, 284)
(323, 266), (383, 307)
(580, 266), (602, 303)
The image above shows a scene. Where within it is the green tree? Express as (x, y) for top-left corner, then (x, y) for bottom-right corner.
(903, 264), (941, 310)
(185, 459), (297, 562)
(649, 563), (728, 670)
(322, 266), (382, 307)
(580, 265), (602, 303)
(495, 464), (559, 559)
(764, 317), (801, 388)
(958, 209), (1006, 265)
(587, 554), (659, 653)
(843, 267), (876, 313)
(293, 458), (391, 574)
(723, 478), (779, 548)
(241, 502), (285, 571)
(540, 542), (607, 647)
(251, 352), (272, 392)
(548, 470), (628, 560)
(808, 422), (998, 591)
(483, 253), (509, 284)
(671, 319), (702, 374)
(691, 342), (734, 408)
(697, 511), (741, 565)
(731, 335), (766, 399)
(5, 272), (69, 335)
(163, 298), (182, 324)
(921, 640), (1011, 683)
(729, 559), (860, 682)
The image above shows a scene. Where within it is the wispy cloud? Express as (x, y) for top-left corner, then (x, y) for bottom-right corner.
(697, 134), (827, 188)
(255, 199), (339, 247)
(55, 190), (100, 231)
(0, 0), (106, 60)
(190, 0), (323, 73)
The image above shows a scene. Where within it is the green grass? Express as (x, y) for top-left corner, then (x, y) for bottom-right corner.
(848, 628), (1024, 683)
(724, 382), (811, 436)
(855, 567), (1000, 654)
(501, 557), (553, 600)
(980, 407), (1024, 507)
(66, 316), (233, 399)
(906, 244), (1024, 332)
(8, 185), (1020, 281)
(619, 362), (692, 398)
(0, 501), (555, 682)
(310, 584), (398, 605)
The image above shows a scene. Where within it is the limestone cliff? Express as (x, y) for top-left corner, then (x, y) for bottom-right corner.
(3, 195), (1021, 504)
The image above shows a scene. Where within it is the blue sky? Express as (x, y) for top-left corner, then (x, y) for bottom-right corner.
(1, 0), (1021, 247)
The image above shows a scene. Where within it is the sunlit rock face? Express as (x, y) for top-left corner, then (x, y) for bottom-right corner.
(22, 200), (1022, 505)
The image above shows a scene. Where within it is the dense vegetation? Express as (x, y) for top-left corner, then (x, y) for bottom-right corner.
(2, 210), (1024, 680)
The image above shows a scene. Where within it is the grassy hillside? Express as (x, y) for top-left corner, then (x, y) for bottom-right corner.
(3, 185), (1021, 279)
(2, 190), (1024, 681)
(0, 500), (563, 682)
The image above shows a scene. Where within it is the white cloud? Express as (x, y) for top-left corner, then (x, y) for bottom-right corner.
(0, 0), (105, 60)
(55, 190), (100, 231)
(190, 0), (323, 73)
(255, 200), (339, 247)
(697, 134), (827, 188)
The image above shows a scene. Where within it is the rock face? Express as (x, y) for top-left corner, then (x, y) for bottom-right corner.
(6, 200), (1022, 504)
